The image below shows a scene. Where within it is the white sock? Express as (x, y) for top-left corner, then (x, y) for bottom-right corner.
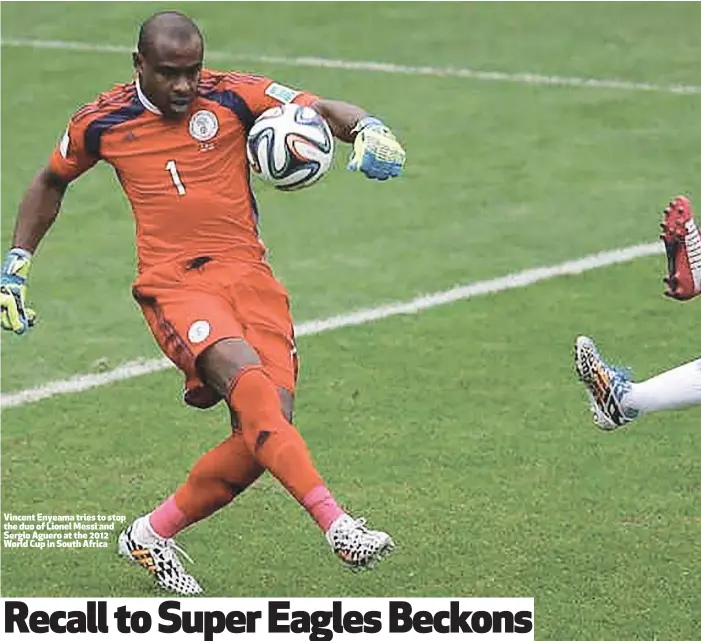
(134, 515), (161, 544)
(622, 358), (701, 414)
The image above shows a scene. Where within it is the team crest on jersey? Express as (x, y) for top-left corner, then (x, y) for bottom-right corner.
(189, 110), (219, 142)
(188, 320), (211, 344)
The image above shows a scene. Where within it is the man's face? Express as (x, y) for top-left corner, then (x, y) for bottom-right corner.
(134, 34), (203, 118)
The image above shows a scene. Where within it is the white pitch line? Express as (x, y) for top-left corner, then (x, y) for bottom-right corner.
(3, 38), (701, 95)
(1, 241), (663, 409)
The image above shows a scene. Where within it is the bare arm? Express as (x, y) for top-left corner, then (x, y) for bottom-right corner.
(311, 99), (369, 143)
(11, 167), (69, 253)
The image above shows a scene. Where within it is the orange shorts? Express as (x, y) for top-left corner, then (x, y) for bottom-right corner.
(132, 258), (298, 408)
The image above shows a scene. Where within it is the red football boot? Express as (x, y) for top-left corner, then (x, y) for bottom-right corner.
(660, 196), (701, 301)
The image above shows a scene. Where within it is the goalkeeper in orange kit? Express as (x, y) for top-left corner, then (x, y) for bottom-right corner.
(1, 10), (406, 596)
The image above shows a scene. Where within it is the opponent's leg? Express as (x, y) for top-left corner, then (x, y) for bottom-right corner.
(575, 336), (701, 429)
(660, 196), (701, 301)
(198, 338), (395, 571)
(574, 336), (638, 429)
(622, 358), (701, 414)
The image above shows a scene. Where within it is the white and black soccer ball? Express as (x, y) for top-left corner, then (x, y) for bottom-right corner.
(246, 104), (334, 191)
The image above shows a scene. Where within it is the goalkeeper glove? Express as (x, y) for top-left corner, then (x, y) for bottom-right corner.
(347, 116), (405, 180)
(1, 248), (36, 335)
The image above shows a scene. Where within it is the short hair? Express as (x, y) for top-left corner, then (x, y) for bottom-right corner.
(137, 11), (203, 58)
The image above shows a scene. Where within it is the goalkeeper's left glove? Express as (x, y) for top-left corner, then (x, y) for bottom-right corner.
(347, 116), (406, 180)
(1, 248), (36, 335)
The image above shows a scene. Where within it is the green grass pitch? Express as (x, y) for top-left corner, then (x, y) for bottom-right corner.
(1, 3), (700, 639)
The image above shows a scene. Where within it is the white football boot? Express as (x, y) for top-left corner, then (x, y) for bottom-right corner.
(574, 335), (639, 430)
(118, 516), (203, 595)
(326, 514), (395, 571)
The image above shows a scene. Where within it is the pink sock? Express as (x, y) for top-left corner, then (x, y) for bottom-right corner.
(148, 495), (190, 538)
(302, 486), (344, 532)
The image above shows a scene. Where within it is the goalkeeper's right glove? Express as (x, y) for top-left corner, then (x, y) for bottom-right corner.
(1, 248), (37, 335)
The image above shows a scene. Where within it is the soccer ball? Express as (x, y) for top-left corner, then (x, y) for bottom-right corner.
(246, 104), (334, 191)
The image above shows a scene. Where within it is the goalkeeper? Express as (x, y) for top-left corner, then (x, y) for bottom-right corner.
(1, 10), (406, 596)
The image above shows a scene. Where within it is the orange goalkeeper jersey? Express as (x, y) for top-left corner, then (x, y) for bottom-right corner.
(49, 70), (319, 271)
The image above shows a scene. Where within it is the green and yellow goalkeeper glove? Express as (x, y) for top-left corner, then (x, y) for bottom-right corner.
(1, 248), (37, 335)
(347, 116), (406, 181)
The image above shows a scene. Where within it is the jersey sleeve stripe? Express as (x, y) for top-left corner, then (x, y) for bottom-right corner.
(73, 85), (137, 123)
(84, 96), (146, 157)
(202, 89), (255, 132)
